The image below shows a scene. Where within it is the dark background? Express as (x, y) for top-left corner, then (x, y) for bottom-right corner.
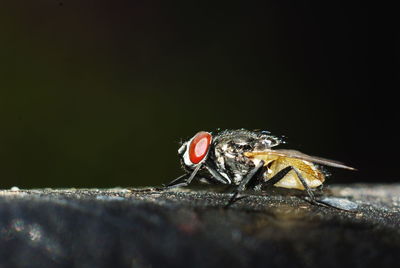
(0, 1), (397, 188)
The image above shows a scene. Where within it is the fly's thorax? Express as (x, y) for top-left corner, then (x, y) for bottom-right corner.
(211, 132), (265, 184)
(209, 129), (282, 184)
(211, 147), (253, 185)
(212, 129), (282, 151)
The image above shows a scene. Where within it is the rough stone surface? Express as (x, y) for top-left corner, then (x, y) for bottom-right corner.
(1, 184), (400, 268)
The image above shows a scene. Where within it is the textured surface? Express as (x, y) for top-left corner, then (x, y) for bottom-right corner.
(1, 184), (400, 268)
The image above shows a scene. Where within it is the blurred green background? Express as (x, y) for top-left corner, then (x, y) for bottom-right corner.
(0, 1), (396, 188)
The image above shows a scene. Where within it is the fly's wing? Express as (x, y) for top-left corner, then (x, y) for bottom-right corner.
(246, 149), (356, 170)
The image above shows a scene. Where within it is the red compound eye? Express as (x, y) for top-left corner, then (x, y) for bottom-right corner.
(188, 131), (212, 164)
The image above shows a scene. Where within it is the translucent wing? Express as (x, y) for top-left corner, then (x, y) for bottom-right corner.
(247, 149), (356, 170)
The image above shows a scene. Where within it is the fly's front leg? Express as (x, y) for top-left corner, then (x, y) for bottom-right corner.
(163, 164), (202, 190)
(164, 174), (189, 188)
(225, 160), (265, 208)
(164, 160), (230, 190)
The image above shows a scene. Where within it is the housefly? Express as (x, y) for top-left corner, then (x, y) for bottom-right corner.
(166, 129), (356, 209)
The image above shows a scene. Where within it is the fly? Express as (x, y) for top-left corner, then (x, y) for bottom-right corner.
(166, 129), (356, 210)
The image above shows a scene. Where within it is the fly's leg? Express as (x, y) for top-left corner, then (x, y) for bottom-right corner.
(204, 163), (231, 184)
(292, 168), (318, 204)
(290, 168), (346, 209)
(294, 169), (356, 211)
(263, 166), (345, 210)
(163, 164), (202, 190)
(225, 160), (265, 208)
(237, 160), (266, 192)
(164, 174), (189, 188)
(262, 166), (293, 187)
(163, 160), (231, 190)
(261, 166), (318, 203)
(225, 165), (296, 207)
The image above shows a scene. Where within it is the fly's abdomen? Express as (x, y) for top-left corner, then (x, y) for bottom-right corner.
(268, 158), (324, 190)
(244, 152), (325, 190)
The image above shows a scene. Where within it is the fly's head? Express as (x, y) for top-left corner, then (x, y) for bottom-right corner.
(178, 131), (213, 172)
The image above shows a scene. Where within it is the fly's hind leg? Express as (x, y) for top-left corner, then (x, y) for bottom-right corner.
(295, 171), (358, 211)
(291, 168), (349, 210)
(291, 168), (320, 205)
(264, 166), (348, 210)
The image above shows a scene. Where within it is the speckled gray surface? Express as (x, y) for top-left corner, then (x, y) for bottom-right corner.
(1, 184), (400, 268)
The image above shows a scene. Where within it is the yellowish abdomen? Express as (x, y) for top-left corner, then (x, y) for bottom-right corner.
(244, 152), (325, 190)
